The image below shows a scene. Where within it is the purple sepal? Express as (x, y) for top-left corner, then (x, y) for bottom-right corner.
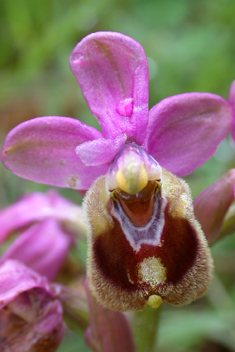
(194, 169), (235, 244)
(70, 32), (149, 144)
(1, 116), (108, 189)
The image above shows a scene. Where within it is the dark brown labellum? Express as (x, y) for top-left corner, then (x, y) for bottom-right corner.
(84, 168), (213, 311)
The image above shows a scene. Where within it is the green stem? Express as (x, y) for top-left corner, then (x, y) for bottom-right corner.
(132, 305), (161, 352)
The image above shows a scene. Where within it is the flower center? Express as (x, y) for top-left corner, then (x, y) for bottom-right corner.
(113, 180), (159, 226)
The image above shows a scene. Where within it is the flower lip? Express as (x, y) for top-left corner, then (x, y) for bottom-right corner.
(106, 142), (162, 195)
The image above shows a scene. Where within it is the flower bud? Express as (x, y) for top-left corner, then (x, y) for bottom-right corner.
(84, 143), (213, 311)
(0, 260), (64, 351)
(194, 169), (235, 244)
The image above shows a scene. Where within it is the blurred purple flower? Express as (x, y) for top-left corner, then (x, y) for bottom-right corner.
(0, 260), (136, 352)
(1, 32), (232, 190)
(194, 169), (235, 244)
(0, 190), (85, 281)
(0, 259), (64, 352)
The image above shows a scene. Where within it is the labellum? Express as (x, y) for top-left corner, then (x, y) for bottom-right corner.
(84, 143), (213, 311)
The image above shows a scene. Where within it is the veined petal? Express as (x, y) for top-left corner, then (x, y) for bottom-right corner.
(84, 278), (136, 352)
(70, 32), (149, 144)
(1, 116), (108, 189)
(194, 169), (235, 244)
(76, 134), (127, 166)
(145, 93), (232, 177)
(0, 219), (72, 281)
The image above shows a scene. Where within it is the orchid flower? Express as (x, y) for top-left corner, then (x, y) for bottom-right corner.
(0, 190), (85, 281)
(1, 32), (233, 311)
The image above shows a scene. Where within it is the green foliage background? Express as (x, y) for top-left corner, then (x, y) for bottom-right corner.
(0, 0), (235, 351)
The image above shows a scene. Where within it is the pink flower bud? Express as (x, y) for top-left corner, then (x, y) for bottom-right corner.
(0, 260), (64, 351)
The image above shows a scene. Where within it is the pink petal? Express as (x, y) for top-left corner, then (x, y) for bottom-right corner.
(34, 300), (64, 335)
(229, 80), (235, 107)
(145, 93), (232, 176)
(0, 192), (52, 244)
(0, 260), (64, 351)
(76, 134), (127, 166)
(45, 190), (86, 236)
(84, 278), (136, 352)
(1, 116), (108, 189)
(1, 219), (72, 281)
(70, 32), (149, 144)
(193, 169), (235, 244)
(229, 80), (235, 140)
(0, 260), (53, 308)
(0, 191), (84, 244)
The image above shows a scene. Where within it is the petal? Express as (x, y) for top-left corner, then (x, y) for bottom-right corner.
(46, 190), (86, 236)
(1, 219), (72, 281)
(0, 191), (85, 244)
(76, 133), (127, 166)
(229, 80), (235, 140)
(229, 80), (235, 107)
(0, 192), (52, 244)
(30, 300), (64, 351)
(70, 32), (149, 144)
(145, 93), (232, 176)
(84, 278), (136, 352)
(193, 169), (235, 244)
(1, 116), (108, 190)
(0, 288), (64, 351)
(0, 260), (53, 308)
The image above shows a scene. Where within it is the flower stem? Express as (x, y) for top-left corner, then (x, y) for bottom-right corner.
(132, 305), (161, 352)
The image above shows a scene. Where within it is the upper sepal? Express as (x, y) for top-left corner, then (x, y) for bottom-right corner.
(70, 32), (149, 144)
